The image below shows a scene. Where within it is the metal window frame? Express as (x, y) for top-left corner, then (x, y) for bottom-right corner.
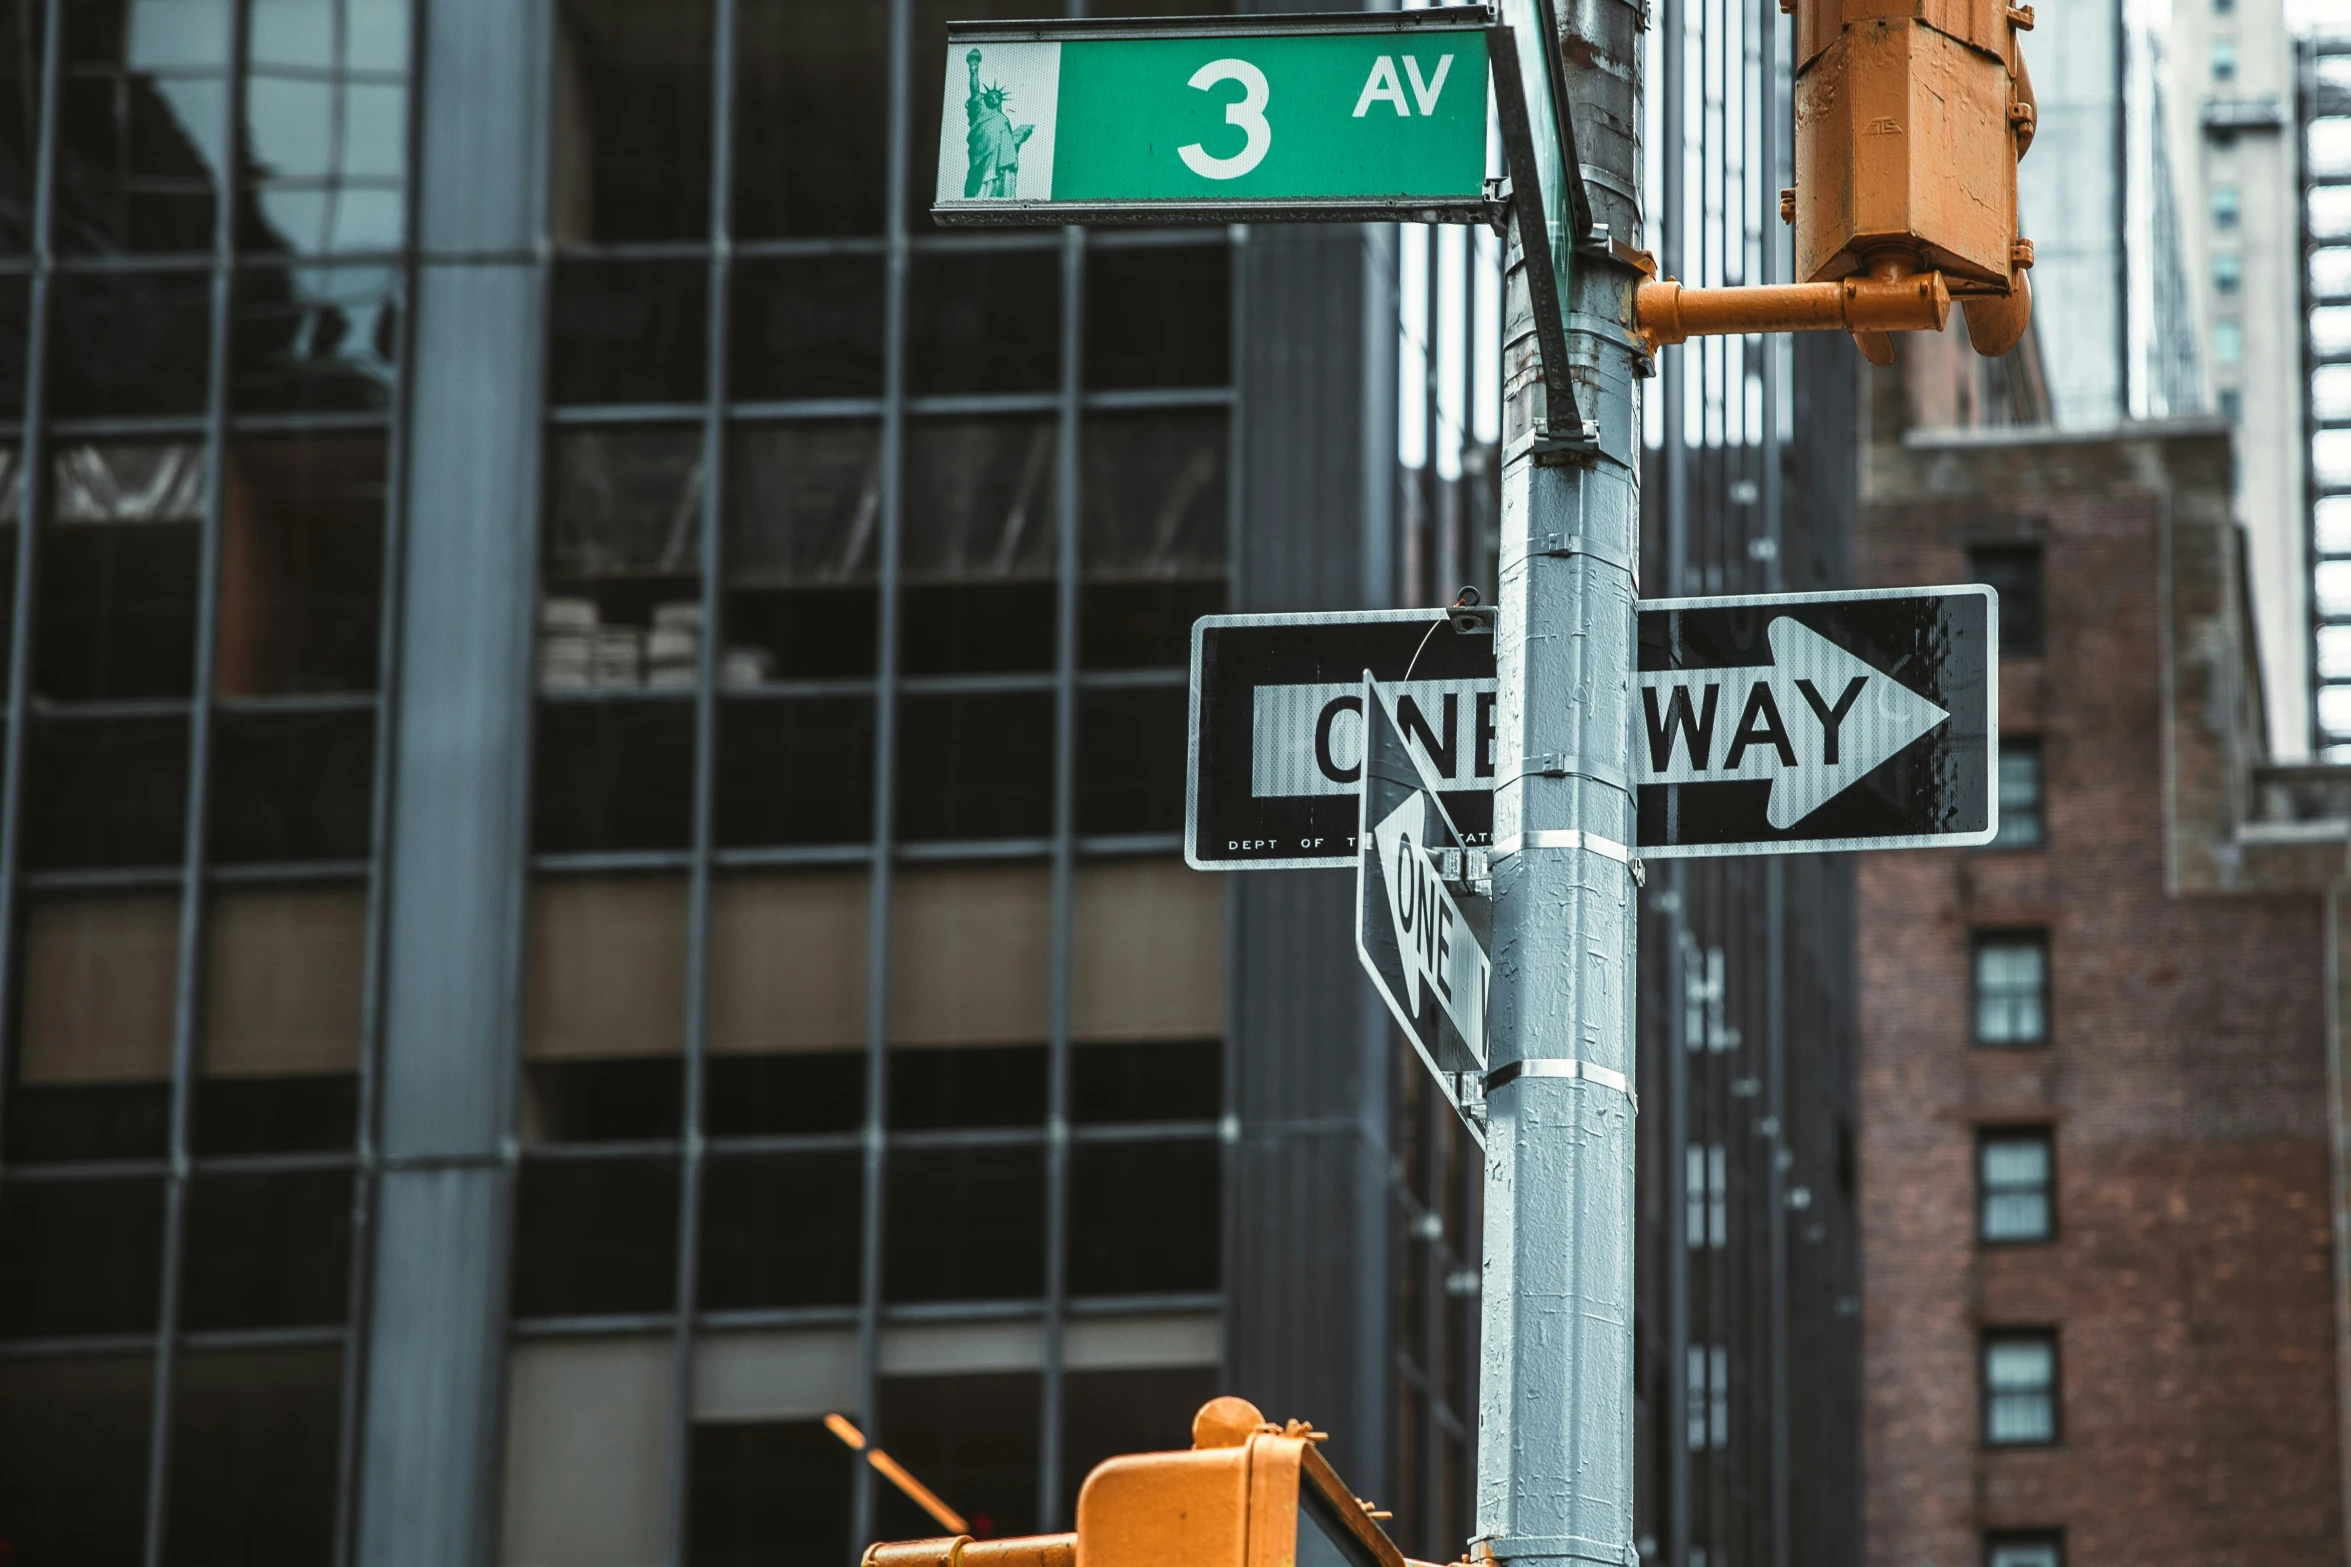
(1970, 930), (2052, 1048)
(494, 3), (1240, 1564)
(1978, 1328), (2062, 1449)
(1973, 1125), (2057, 1246)
(0, 4), (420, 1565)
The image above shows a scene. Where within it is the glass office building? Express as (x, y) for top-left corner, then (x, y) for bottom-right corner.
(0, 1), (1855, 1566)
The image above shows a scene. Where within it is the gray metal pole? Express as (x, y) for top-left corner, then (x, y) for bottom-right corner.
(1477, 0), (1647, 1563)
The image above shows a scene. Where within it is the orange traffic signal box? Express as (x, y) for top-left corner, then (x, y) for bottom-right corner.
(861, 1397), (1443, 1567)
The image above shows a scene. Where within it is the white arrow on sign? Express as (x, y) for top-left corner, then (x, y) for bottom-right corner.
(1639, 616), (1949, 828)
(1370, 787), (1488, 1064)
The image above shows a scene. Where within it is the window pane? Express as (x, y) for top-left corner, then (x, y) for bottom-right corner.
(1071, 1039), (1221, 1124)
(552, 0), (713, 242)
(903, 582), (1055, 675)
(208, 705), (375, 861)
(1080, 578), (1225, 669)
(698, 1151), (862, 1309)
(902, 416), (1057, 583)
(523, 874), (687, 1069)
(1988, 1541), (2062, 1567)
(1979, 1132), (2053, 1243)
(513, 1155), (681, 1317)
(501, 1337), (673, 1567)
(523, 1057), (683, 1144)
(730, 256), (884, 399)
(37, 441), (204, 701)
(876, 1372), (1040, 1540)
(905, 248), (1060, 395)
(197, 881), (365, 1152)
(551, 258), (709, 405)
(165, 1346), (342, 1567)
(1084, 244), (1230, 389)
(708, 872), (869, 1063)
(242, 0), (410, 256)
(0, 1353), (153, 1566)
(894, 691), (1052, 841)
(733, 0), (885, 238)
(231, 263), (399, 409)
(1968, 544), (2043, 656)
(1990, 740), (2042, 848)
(0, 1176), (165, 1336)
(9, 890), (176, 1160)
(714, 696), (874, 846)
(532, 697), (695, 852)
(1078, 687), (1188, 834)
(219, 434), (387, 693)
(705, 1053), (864, 1137)
(891, 865), (1049, 1046)
(1082, 412), (1225, 575)
(26, 712), (190, 868)
(884, 1144), (1043, 1303)
(1068, 1137), (1219, 1295)
(689, 1420), (857, 1567)
(58, 0), (230, 254)
(890, 1043), (1046, 1129)
(726, 420), (881, 585)
(181, 1168), (353, 1329)
(0, 279), (30, 416)
(49, 268), (213, 413)
(1983, 1335), (2056, 1444)
(1974, 938), (2048, 1045)
(0, 4), (44, 256)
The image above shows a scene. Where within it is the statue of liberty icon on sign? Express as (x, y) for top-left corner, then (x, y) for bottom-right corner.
(963, 48), (1034, 198)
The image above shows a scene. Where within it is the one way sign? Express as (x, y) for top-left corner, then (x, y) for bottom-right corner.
(1189, 586), (1998, 865)
(1356, 673), (1490, 1105)
(1638, 585), (1997, 855)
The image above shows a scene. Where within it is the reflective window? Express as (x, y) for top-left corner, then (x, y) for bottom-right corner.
(1982, 1332), (2058, 1445)
(1974, 935), (2049, 1046)
(1967, 543), (2043, 657)
(1989, 739), (2043, 848)
(1978, 1129), (2053, 1243)
(553, 0), (713, 242)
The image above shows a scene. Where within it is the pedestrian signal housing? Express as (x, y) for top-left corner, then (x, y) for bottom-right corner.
(860, 1396), (1442, 1567)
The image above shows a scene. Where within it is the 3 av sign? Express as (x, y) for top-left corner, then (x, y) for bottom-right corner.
(931, 10), (1496, 224)
(1187, 586), (1999, 866)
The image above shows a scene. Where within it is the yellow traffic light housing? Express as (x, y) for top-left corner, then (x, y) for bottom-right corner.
(1635, 0), (2036, 363)
(860, 1397), (1438, 1567)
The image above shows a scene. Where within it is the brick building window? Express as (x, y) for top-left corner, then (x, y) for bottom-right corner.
(1967, 544), (2043, 656)
(1987, 1534), (2063, 1567)
(1982, 1331), (2058, 1445)
(1974, 935), (2048, 1046)
(1989, 740), (2043, 848)
(1978, 1129), (2053, 1243)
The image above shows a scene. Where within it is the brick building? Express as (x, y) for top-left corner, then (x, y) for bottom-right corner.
(1855, 332), (2351, 1567)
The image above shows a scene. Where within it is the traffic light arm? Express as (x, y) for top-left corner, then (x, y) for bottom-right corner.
(862, 1537), (1077, 1567)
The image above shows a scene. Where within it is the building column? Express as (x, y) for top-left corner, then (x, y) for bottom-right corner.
(354, 1), (549, 1562)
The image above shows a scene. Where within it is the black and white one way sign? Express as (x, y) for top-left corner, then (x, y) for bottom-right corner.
(1188, 586), (1997, 865)
(1356, 674), (1488, 1084)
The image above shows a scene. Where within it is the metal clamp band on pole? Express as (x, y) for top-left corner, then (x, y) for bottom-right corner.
(1508, 753), (1633, 795)
(1492, 827), (1635, 865)
(1472, 1534), (1643, 1567)
(1515, 527), (1639, 579)
(1482, 1058), (1636, 1116)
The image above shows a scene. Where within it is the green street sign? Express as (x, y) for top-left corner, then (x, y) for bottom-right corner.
(933, 10), (1497, 224)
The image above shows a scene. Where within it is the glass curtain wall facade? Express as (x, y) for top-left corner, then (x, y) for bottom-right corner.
(0, 0), (408, 1563)
(0, 0), (1251, 1563)
(2306, 33), (2351, 753)
(511, 0), (1230, 1559)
